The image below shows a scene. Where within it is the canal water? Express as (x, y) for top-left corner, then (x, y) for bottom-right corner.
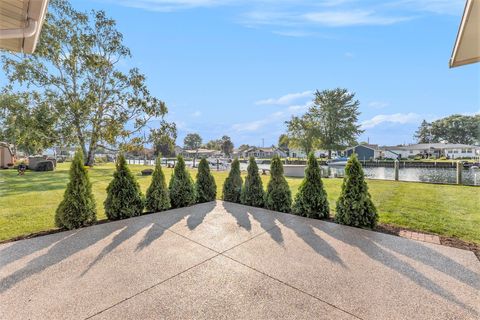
(326, 166), (480, 186)
(250, 163), (480, 186)
(128, 159), (480, 186)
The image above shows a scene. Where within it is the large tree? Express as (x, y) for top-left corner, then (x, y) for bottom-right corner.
(286, 89), (362, 158)
(430, 115), (479, 145)
(414, 120), (433, 143)
(278, 134), (290, 150)
(0, 92), (58, 155)
(220, 135), (234, 156)
(184, 133), (202, 150)
(285, 114), (319, 155)
(150, 121), (177, 157)
(2, 0), (167, 165)
(414, 115), (480, 145)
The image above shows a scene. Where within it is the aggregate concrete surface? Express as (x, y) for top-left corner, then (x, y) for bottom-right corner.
(1, 201), (478, 319)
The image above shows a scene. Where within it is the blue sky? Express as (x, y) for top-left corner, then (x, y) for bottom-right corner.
(34, 1), (480, 147)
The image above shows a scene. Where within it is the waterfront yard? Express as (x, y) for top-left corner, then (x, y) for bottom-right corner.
(0, 163), (479, 244)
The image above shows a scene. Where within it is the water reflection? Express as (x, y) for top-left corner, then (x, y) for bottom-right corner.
(154, 160), (479, 186)
(326, 166), (479, 186)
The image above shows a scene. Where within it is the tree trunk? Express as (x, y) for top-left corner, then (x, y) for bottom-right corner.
(328, 150), (332, 159)
(85, 146), (96, 167)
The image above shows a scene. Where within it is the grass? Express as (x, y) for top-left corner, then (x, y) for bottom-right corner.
(1, 162), (479, 244)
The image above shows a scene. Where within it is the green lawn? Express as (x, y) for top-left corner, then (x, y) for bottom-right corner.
(1, 162), (479, 244)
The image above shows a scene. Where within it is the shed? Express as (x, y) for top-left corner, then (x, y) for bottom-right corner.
(0, 142), (15, 168)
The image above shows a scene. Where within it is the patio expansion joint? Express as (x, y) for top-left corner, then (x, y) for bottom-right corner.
(161, 221), (364, 320)
(220, 254), (364, 320)
(84, 222), (276, 319)
(83, 252), (222, 320)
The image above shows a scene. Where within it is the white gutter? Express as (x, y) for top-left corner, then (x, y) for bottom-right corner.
(0, 18), (38, 40)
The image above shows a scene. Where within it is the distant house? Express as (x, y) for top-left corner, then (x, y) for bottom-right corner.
(181, 148), (221, 159)
(344, 143), (480, 160)
(174, 146), (184, 156)
(54, 147), (76, 159)
(388, 143), (480, 159)
(0, 142), (16, 168)
(344, 144), (382, 160)
(239, 147), (287, 159)
(288, 149), (331, 159)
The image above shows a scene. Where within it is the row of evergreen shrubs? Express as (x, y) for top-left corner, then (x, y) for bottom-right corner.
(222, 153), (377, 228)
(55, 151), (217, 230)
(55, 149), (377, 231)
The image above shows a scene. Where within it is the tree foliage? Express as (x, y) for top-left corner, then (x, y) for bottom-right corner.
(150, 121), (177, 157)
(55, 149), (96, 229)
(265, 155), (292, 213)
(292, 152), (329, 219)
(104, 154), (144, 220)
(335, 154), (377, 228)
(285, 88), (363, 158)
(169, 155), (196, 208)
(0, 92), (58, 155)
(1, 0), (168, 165)
(184, 133), (202, 150)
(278, 134), (290, 150)
(241, 157), (265, 207)
(414, 120), (434, 144)
(220, 135), (234, 156)
(222, 158), (243, 203)
(415, 115), (480, 145)
(145, 157), (171, 212)
(285, 114), (319, 155)
(195, 158), (217, 203)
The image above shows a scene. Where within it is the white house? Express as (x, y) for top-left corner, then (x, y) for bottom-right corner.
(288, 149), (331, 159)
(238, 147), (287, 159)
(385, 143), (480, 159)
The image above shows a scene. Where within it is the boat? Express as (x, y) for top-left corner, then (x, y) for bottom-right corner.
(326, 157), (349, 167)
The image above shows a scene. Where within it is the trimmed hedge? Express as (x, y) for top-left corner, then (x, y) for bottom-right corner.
(241, 157), (264, 207)
(222, 158), (243, 203)
(196, 158), (217, 203)
(292, 152), (329, 219)
(145, 157), (171, 212)
(335, 154), (378, 228)
(265, 155), (292, 213)
(55, 149), (97, 229)
(104, 154), (144, 220)
(169, 155), (196, 208)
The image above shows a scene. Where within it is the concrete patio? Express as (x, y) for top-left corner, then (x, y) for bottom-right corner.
(0, 201), (478, 320)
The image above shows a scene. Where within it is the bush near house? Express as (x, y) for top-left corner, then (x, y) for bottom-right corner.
(241, 157), (264, 207)
(336, 154), (378, 228)
(292, 152), (329, 219)
(265, 155), (292, 213)
(222, 158), (243, 203)
(169, 155), (196, 208)
(55, 149), (97, 229)
(104, 154), (144, 220)
(145, 157), (171, 212)
(196, 158), (217, 203)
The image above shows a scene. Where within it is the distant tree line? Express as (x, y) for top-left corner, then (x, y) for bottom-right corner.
(415, 114), (480, 145)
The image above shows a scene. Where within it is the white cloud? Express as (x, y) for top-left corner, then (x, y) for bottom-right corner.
(256, 90), (313, 105)
(232, 110), (285, 132)
(388, 0), (464, 15)
(191, 110), (202, 117)
(303, 10), (411, 27)
(114, 0), (231, 12)
(361, 112), (421, 129)
(367, 101), (389, 109)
